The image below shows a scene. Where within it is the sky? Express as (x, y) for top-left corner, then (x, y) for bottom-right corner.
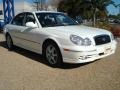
(0, 0), (120, 15)
(107, 0), (120, 15)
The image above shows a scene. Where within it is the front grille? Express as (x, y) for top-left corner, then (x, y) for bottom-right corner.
(94, 35), (111, 45)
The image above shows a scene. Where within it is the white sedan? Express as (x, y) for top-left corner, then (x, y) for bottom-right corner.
(4, 11), (117, 67)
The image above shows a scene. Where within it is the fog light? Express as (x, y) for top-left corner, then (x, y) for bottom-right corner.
(79, 56), (88, 60)
(79, 55), (92, 60)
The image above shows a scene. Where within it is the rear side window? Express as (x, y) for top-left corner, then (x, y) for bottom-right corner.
(11, 13), (25, 26)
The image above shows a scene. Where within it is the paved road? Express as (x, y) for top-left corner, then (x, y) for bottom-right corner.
(0, 33), (120, 90)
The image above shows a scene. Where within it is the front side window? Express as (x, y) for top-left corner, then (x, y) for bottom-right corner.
(25, 13), (36, 24)
(11, 13), (25, 26)
(36, 13), (78, 27)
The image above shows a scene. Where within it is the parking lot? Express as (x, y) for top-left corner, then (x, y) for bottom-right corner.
(0, 33), (120, 90)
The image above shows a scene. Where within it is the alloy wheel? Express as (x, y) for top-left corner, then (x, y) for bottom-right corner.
(46, 45), (58, 65)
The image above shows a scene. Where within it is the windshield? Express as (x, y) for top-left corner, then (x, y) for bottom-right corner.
(36, 13), (78, 27)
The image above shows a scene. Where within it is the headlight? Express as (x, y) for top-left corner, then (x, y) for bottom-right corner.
(84, 38), (92, 46)
(70, 35), (92, 46)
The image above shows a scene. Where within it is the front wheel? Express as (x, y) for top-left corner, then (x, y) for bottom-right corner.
(43, 42), (63, 67)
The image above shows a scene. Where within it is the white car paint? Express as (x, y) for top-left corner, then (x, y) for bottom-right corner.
(4, 11), (117, 64)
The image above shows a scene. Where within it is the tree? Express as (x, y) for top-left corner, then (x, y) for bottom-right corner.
(115, 4), (120, 15)
(83, 0), (115, 26)
(58, 0), (115, 26)
(58, 0), (83, 18)
(48, 0), (61, 7)
(118, 14), (120, 18)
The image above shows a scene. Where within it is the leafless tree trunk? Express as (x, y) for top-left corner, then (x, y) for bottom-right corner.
(33, 0), (45, 11)
(93, 8), (97, 26)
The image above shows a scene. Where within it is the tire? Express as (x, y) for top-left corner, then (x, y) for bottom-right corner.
(43, 42), (63, 67)
(6, 34), (14, 50)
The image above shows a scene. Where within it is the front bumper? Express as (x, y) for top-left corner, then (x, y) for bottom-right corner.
(61, 40), (117, 64)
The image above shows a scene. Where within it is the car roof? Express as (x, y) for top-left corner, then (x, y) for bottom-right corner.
(35, 11), (62, 13)
(20, 11), (63, 14)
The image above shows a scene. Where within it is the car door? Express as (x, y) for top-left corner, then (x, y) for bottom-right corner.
(8, 13), (26, 46)
(18, 12), (42, 53)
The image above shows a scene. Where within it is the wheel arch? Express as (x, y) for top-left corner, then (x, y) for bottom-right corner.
(42, 38), (63, 57)
(5, 32), (10, 37)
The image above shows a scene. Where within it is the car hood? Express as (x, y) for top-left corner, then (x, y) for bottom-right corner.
(45, 25), (111, 38)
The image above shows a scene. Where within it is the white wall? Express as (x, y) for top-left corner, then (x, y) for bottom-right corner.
(0, 3), (3, 19)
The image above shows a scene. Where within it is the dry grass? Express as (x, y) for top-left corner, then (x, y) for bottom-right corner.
(95, 22), (113, 31)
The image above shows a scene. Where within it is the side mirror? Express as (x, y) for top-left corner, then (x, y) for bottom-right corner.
(26, 22), (38, 28)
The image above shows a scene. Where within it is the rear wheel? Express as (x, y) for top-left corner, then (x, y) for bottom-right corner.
(43, 42), (62, 67)
(6, 34), (14, 50)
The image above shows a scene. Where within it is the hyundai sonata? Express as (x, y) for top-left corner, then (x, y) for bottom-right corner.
(4, 11), (117, 67)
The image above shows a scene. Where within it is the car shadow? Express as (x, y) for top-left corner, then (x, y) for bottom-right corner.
(0, 30), (3, 33)
(0, 41), (93, 69)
